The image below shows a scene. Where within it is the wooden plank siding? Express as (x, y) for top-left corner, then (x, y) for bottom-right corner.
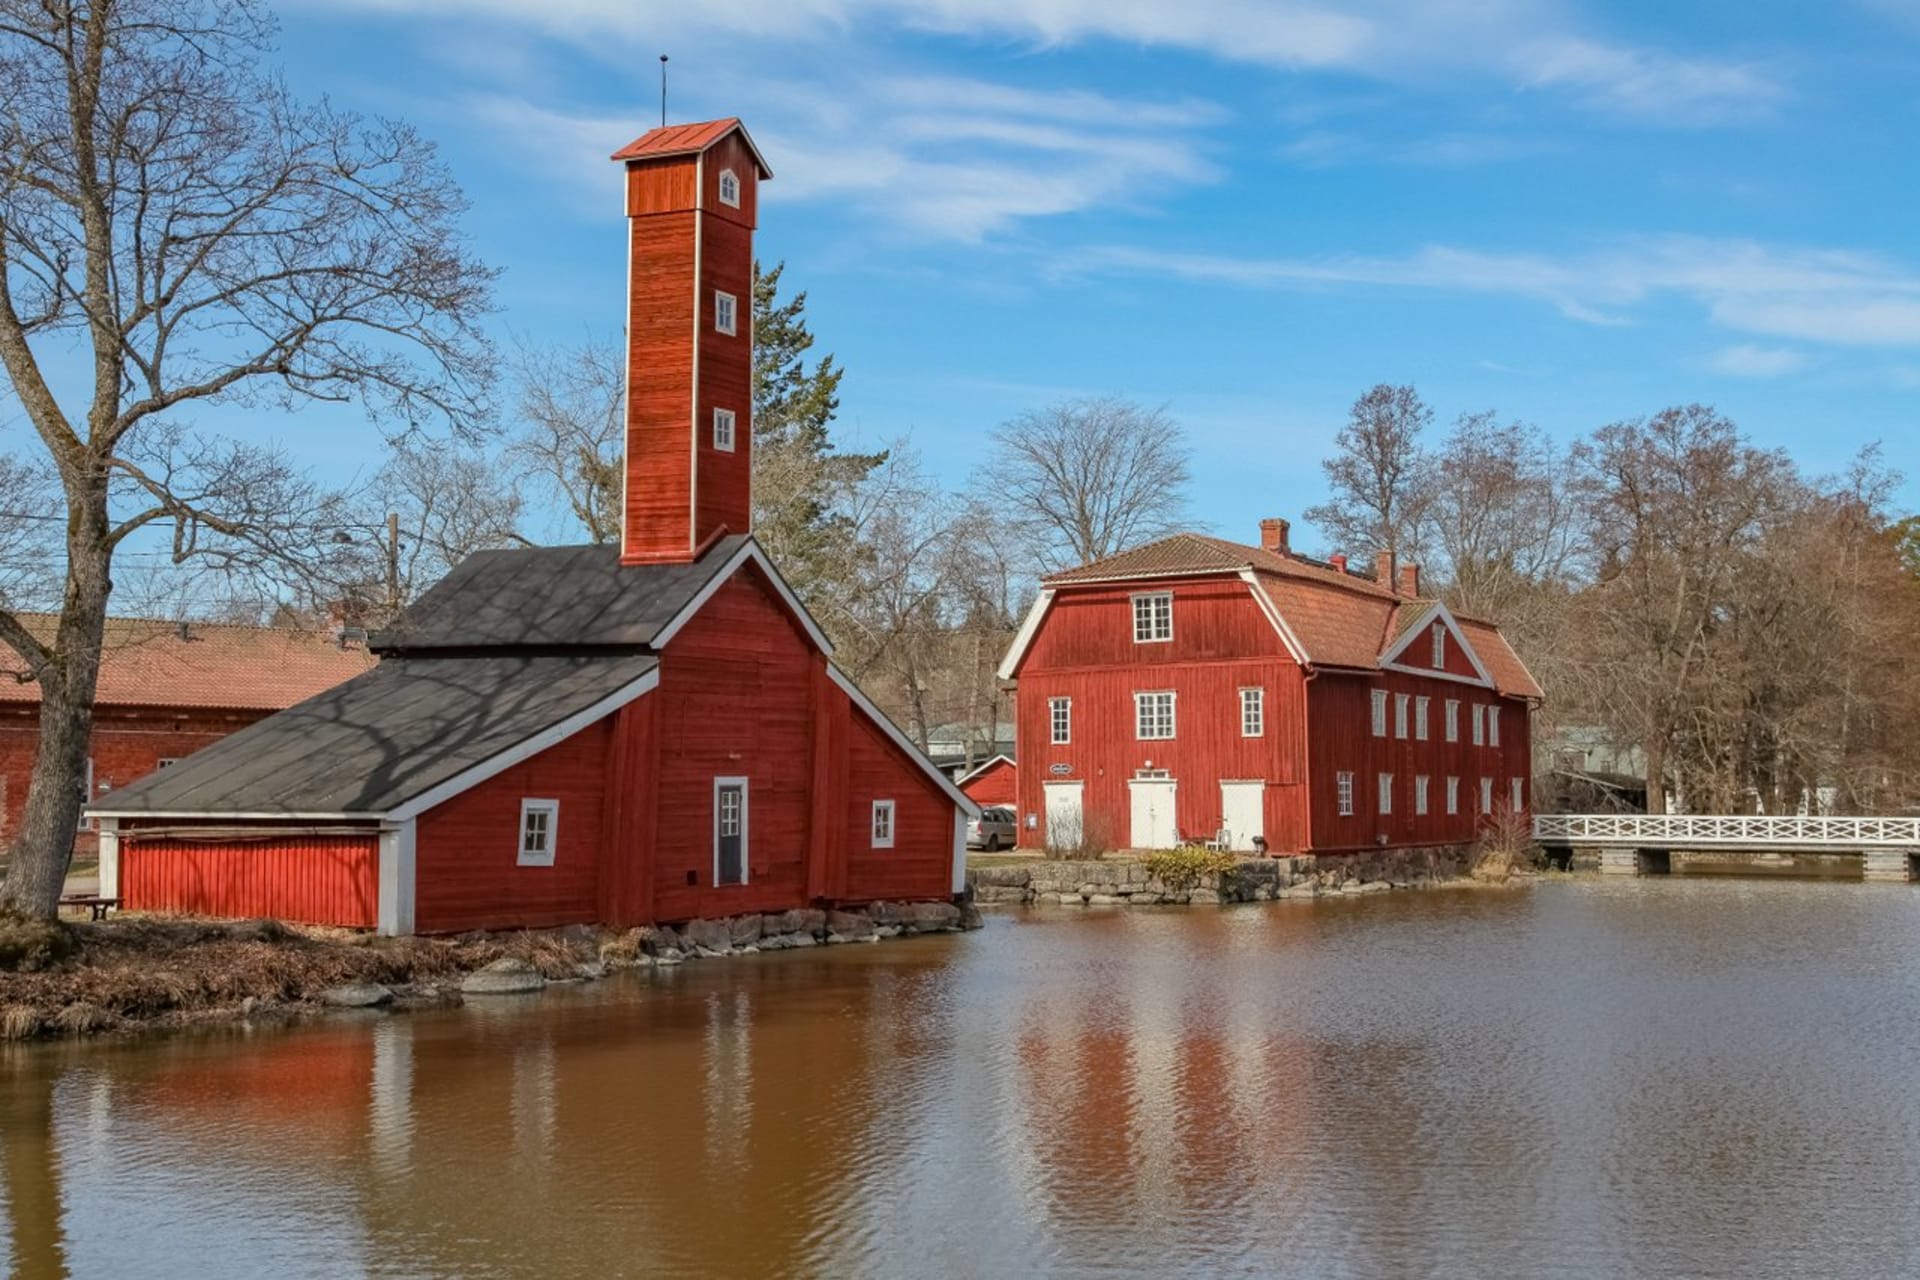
(841, 706), (955, 903)
(693, 211), (753, 548)
(1012, 578), (1311, 852)
(1303, 672), (1534, 852)
(622, 210), (698, 562)
(122, 831), (380, 928)
(960, 759), (1017, 806)
(413, 720), (616, 933)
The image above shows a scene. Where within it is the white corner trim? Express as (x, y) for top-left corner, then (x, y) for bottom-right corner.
(652, 539), (835, 657)
(387, 667), (661, 822)
(955, 753), (1015, 786)
(995, 589), (1055, 681)
(951, 808), (968, 895)
(98, 817), (120, 898)
(826, 663), (982, 818)
(1238, 571), (1310, 666)
(377, 818), (416, 936)
(1379, 601), (1496, 686)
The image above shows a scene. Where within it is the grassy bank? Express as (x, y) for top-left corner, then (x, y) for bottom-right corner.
(0, 914), (606, 1042)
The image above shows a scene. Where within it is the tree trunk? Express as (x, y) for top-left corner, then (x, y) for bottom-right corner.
(1644, 735), (1667, 815)
(1, 487), (111, 919)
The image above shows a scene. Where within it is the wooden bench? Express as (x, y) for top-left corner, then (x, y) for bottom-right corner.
(59, 894), (118, 921)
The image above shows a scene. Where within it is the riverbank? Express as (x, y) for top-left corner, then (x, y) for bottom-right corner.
(970, 845), (1493, 906)
(0, 900), (977, 1043)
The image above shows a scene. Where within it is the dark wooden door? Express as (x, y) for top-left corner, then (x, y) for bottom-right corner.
(716, 781), (746, 884)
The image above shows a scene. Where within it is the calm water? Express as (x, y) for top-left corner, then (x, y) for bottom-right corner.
(6, 880), (1920, 1279)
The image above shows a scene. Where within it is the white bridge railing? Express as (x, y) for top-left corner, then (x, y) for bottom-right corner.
(1534, 814), (1920, 849)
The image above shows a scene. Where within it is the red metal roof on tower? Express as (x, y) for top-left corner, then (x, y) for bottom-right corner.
(610, 117), (773, 176)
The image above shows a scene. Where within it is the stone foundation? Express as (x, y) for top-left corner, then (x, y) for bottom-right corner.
(969, 846), (1475, 907)
(599, 900), (981, 966)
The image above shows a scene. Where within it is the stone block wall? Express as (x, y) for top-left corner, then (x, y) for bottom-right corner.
(970, 846), (1475, 907)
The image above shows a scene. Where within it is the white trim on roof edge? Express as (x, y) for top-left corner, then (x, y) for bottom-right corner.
(652, 539), (834, 656)
(955, 753), (1015, 786)
(1237, 571), (1310, 667)
(995, 589), (1055, 681)
(826, 664), (981, 819)
(1378, 601), (1496, 687)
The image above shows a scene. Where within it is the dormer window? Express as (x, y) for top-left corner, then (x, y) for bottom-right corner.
(1132, 592), (1172, 643)
(718, 169), (740, 208)
(715, 291), (737, 336)
(713, 407), (736, 452)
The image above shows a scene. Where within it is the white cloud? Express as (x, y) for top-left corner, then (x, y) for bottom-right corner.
(464, 75), (1224, 241)
(1706, 344), (1808, 377)
(1058, 235), (1920, 348)
(317, 0), (1786, 125)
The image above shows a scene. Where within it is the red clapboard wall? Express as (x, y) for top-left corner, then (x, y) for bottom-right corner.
(960, 758), (1016, 806)
(122, 832), (379, 928)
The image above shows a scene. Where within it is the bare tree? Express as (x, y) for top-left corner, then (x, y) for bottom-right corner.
(1305, 383), (1432, 563)
(0, 0), (494, 916)
(507, 337), (622, 544)
(1424, 412), (1583, 617)
(988, 396), (1190, 571)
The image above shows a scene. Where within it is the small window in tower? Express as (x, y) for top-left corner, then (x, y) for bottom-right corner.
(715, 290), (737, 336)
(718, 169), (741, 208)
(714, 407), (736, 452)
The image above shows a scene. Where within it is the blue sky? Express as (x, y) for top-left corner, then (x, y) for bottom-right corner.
(271, 2), (1919, 542)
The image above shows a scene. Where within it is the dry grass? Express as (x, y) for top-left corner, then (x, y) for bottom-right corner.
(0, 915), (608, 1041)
(1472, 804), (1542, 883)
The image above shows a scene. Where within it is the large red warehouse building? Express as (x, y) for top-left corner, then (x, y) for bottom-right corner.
(998, 519), (1540, 855)
(91, 117), (975, 934)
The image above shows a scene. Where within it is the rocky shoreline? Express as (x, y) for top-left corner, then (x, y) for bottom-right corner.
(0, 900), (981, 1043)
(970, 846), (1483, 906)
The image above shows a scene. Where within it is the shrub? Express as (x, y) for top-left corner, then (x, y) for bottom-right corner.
(1044, 812), (1114, 861)
(1146, 845), (1240, 892)
(1473, 803), (1541, 882)
(0, 911), (76, 972)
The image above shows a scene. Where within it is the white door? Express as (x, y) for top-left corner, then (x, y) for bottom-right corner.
(1128, 779), (1178, 849)
(1044, 782), (1084, 850)
(1220, 781), (1265, 852)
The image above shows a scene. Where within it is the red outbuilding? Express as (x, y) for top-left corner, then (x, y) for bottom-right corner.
(997, 519), (1541, 855)
(90, 117), (976, 934)
(957, 755), (1017, 807)
(0, 617), (372, 854)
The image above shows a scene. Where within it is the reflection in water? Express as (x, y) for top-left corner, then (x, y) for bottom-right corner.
(5, 880), (1920, 1278)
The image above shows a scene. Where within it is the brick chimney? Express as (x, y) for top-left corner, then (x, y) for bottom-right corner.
(1374, 549), (1396, 591)
(610, 118), (772, 564)
(1398, 562), (1421, 598)
(1329, 553), (1347, 573)
(1258, 517), (1290, 555)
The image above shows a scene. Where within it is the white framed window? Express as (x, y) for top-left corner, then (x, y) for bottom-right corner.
(1472, 703), (1486, 746)
(1447, 776), (1460, 815)
(718, 168), (740, 208)
(518, 798), (559, 867)
(1240, 687), (1265, 738)
(1371, 688), (1388, 737)
(1395, 693), (1410, 739)
(1445, 699), (1460, 743)
(871, 799), (896, 849)
(715, 290), (737, 336)
(1488, 705), (1501, 748)
(1511, 778), (1525, 812)
(1132, 592), (1173, 643)
(1414, 696), (1430, 741)
(1337, 771), (1355, 817)
(713, 407), (736, 452)
(1415, 775), (1430, 816)
(1378, 772), (1394, 816)
(1135, 690), (1175, 740)
(1049, 696), (1071, 745)
(1432, 622), (1446, 668)
(1480, 777), (1494, 815)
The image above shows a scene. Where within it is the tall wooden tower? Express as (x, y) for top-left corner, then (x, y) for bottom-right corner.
(611, 118), (772, 564)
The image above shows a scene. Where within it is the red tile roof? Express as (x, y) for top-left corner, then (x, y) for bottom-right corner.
(0, 615), (375, 711)
(609, 117), (772, 176)
(1043, 532), (1542, 700)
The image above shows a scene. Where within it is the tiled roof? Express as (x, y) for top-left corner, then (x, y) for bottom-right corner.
(609, 117), (772, 176)
(0, 616), (374, 711)
(1042, 532), (1542, 699)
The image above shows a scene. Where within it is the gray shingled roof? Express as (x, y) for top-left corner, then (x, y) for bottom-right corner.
(92, 653), (658, 816)
(372, 536), (749, 653)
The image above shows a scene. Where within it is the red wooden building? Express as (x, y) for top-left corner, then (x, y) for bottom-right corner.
(957, 755), (1017, 807)
(90, 118), (976, 934)
(997, 519), (1541, 854)
(0, 617), (372, 854)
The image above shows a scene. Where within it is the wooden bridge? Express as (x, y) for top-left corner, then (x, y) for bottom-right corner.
(1533, 814), (1920, 881)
